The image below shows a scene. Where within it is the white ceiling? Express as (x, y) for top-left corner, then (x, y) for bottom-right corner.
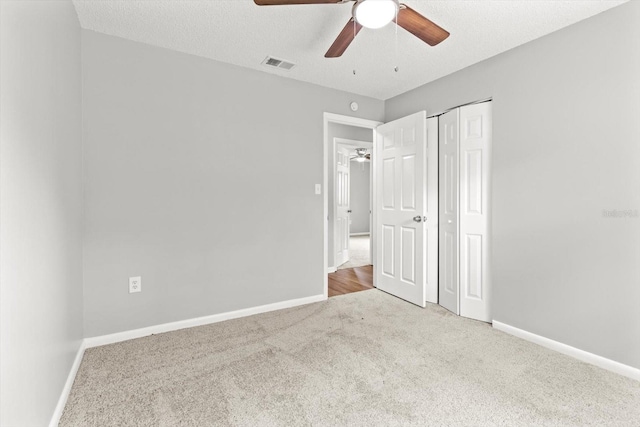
(72, 0), (627, 100)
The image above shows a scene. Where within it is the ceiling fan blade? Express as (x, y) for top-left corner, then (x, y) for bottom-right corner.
(325, 17), (362, 58)
(394, 4), (449, 46)
(254, 0), (341, 5)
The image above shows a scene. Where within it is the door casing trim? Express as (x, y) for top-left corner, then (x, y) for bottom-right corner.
(323, 113), (382, 298)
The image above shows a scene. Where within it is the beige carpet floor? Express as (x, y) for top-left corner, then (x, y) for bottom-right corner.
(60, 290), (640, 426)
(337, 234), (371, 270)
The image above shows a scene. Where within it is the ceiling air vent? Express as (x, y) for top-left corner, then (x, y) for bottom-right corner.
(262, 56), (296, 71)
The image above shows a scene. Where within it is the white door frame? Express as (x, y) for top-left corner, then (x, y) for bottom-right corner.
(323, 113), (382, 299)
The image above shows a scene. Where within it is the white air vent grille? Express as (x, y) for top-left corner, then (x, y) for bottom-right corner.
(262, 56), (296, 71)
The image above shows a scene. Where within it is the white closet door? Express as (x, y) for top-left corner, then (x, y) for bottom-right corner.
(425, 117), (439, 304)
(459, 102), (492, 322)
(375, 111), (427, 307)
(438, 109), (459, 315)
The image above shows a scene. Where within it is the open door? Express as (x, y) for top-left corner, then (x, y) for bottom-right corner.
(375, 111), (438, 307)
(335, 145), (351, 267)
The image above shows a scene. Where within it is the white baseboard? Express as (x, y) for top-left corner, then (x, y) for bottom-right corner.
(84, 294), (326, 348)
(349, 232), (370, 236)
(49, 340), (86, 427)
(327, 266), (337, 273)
(492, 320), (640, 382)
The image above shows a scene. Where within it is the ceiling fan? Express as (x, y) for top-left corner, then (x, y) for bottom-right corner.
(350, 148), (371, 162)
(253, 0), (450, 58)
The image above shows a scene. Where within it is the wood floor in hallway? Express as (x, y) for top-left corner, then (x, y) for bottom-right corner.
(328, 265), (374, 297)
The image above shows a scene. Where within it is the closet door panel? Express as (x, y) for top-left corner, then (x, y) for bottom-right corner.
(438, 109), (459, 315)
(459, 102), (492, 322)
(425, 117), (439, 304)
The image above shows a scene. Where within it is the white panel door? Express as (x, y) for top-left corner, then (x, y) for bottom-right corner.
(335, 145), (351, 267)
(375, 111), (427, 307)
(425, 117), (439, 304)
(438, 109), (459, 315)
(459, 102), (492, 322)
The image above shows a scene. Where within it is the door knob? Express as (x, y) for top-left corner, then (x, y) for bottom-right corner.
(413, 216), (423, 223)
(347, 210), (352, 213)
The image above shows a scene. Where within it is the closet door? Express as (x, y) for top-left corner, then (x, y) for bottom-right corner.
(459, 102), (492, 322)
(425, 117), (439, 304)
(438, 109), (459, 315)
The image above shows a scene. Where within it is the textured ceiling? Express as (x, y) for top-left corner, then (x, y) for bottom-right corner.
(72, 0), (628, 100)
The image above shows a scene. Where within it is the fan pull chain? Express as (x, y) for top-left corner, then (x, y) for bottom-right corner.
(353, 18), (357, 77)
(394, 8), (399, 73)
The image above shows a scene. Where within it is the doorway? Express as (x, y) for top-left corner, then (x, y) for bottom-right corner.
(323, 113), (382, 299)
(335, 140), (373, 271)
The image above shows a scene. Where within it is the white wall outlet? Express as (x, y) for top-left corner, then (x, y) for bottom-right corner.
(315, 184), (321, 195)
(129, 276), (142, 293)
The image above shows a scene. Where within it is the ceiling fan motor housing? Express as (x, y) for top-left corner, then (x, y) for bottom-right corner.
(352, 0), (400, 29)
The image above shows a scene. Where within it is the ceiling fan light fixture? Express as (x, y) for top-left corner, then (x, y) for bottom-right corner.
(353, 0), (398, 30)
(353, 147), (368, 162)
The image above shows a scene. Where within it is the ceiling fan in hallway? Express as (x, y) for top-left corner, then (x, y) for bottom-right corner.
(350, 148), (371, 162)
(254, 0), (450, 58)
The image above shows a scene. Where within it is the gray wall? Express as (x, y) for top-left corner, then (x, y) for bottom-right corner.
(349, 160), (371, 234)
(327, 125), (373, 268)
(82, 31), (384, 337)
(0, 1), (84, 426)
(385, 1), (640, 369)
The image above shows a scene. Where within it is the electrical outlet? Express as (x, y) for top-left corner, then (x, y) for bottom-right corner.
(129, 276), (142, 293)
(315, 184), (321, 195)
